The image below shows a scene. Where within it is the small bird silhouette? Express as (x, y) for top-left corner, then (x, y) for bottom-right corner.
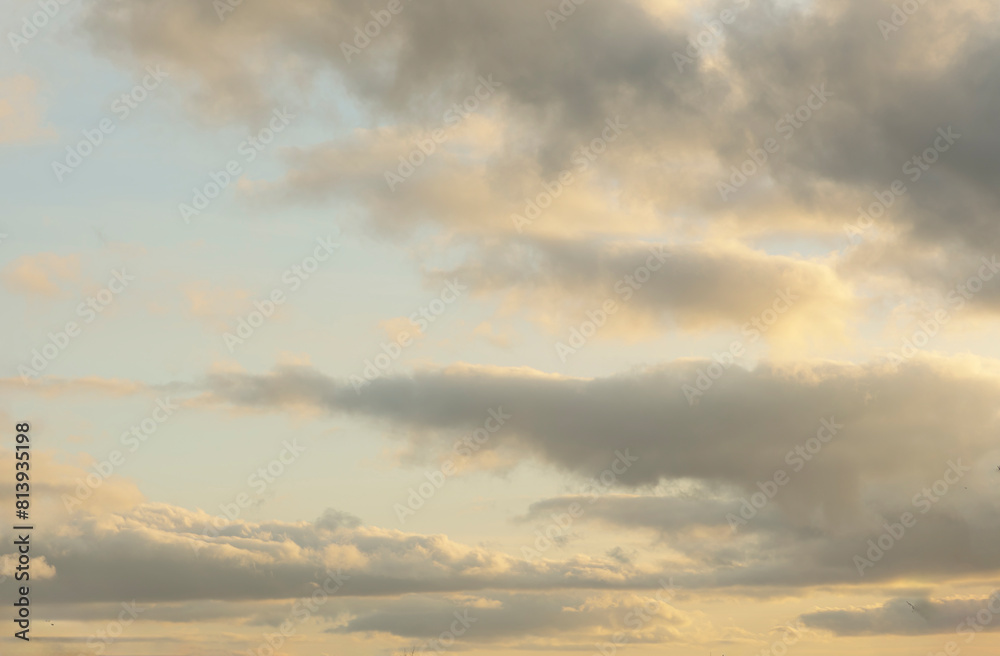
(906, 601), (928, 620)
(93, 226), (110, 246)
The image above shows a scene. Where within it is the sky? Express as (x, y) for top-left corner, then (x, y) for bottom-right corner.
(2, 0), (1000, 654)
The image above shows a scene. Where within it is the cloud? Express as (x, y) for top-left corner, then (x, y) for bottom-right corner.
(73, 0), (1000, 317)
(182, 281), (252, 330)
(517, 488), (1000, 590)
(81, 0), (693, 150)
(75, 0), (999, 228)
(380, 315), (424, 342)
(194, 356), (1000, 587)
(1, 253), (81, 297)
(0, 554), (56, 579)
(332, 589), (697, 646)
(199, 358), (1000, 516)
(315, 508), (363, 531)
(436, 237), (856, 341)
(801, 593), (1000, 636)
(23, 502), (672, 604)
(0, 76), (56, 144)
(10, 354), (1000, 591)
(0, 375), (153, 398)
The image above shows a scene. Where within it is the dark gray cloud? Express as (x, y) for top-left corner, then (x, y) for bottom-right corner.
(79, 0), (1000, 245)
(201, 358), (1000, 523)
(716, 0), (1000, 250)
(12, 504), (667, 604)
(194, 358), (1000, 587)
(433, 237), (852, 333)
(315, 508), (363, 531)
(520, 492), (1000, 589)
(81, 0), (696, 164)
(801, 593), (1000, 637)
(76, 0), (1000, 321)
(331, 590), (690, 644)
